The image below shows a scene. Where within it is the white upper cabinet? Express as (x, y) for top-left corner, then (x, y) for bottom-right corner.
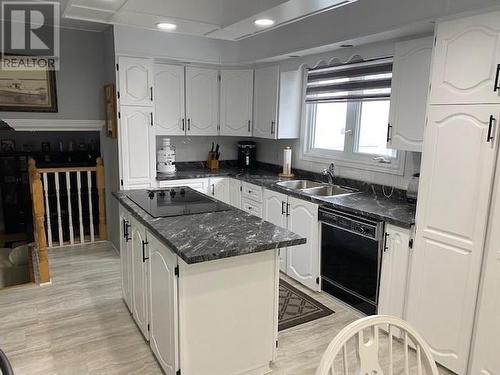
(220, 69), (254, 137)
(253, 65), (279, 139)
(429, 11), (500, 105)
(154, 64), (186, 136)
(253, 66), (302, 139)
(378, 224), (411, 318)
(286, 196), (319, 291)
(148, 234), (179, 375)
(119, 106), (155, 189)
(406, 105), (499, 374)
(185, 67), (219, 136)
(118, 57), (154, 107)
(388, 37), (433, 152)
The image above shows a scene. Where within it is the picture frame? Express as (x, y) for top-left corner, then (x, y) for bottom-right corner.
(0, 139), (15, 153)
(104, 83), (117, 138)
(0, 55), (58, 112)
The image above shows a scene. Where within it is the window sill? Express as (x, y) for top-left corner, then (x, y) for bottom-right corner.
(301, 149), (406, 176)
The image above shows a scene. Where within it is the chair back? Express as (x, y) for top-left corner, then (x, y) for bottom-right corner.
(315, 315), (439, 375)
(0, 349), (13, 375)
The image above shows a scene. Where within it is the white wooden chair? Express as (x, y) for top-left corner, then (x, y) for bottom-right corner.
(315, 315), (439, 375)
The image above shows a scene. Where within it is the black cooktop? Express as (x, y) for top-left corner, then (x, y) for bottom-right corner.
(127, 187), (231, 218)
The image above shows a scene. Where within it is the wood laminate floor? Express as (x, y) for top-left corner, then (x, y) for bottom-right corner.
(0, 242), (454, 375)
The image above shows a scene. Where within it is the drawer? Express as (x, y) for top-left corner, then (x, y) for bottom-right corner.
(242, 182), (263, 203)
(242, 198), (262, 218)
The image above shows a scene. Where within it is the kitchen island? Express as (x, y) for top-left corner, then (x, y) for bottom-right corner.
(113, 189), (306, 375)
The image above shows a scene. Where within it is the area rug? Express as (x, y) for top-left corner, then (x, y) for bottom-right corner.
(279, 279), (334, 331)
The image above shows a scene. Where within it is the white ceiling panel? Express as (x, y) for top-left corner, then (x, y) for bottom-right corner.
(111, 9), (220, 36)
(65, 5), (115, 22)
(69, 0), (128, 12)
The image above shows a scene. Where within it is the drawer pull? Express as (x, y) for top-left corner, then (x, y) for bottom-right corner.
(494, 64), (500, 92)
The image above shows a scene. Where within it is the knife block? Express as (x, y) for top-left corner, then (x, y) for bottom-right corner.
(207, 152), (219, 171)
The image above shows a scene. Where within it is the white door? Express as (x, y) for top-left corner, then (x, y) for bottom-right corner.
(406, 105), (499, 374)
(220, 69), (253, 136)
(118, 57), (153, 107)
(388, 37), (433, 151)
(470, 158), (500, 375)
(119, 206), (132, 311)
(119, 106), (155, 189)
(228, 178), (241, 209)
(209, 177), (229, 204)
(253, 65), (279, 139)
(130, 217), (149, 339)
(148, 234), (179, 375)
(185, 67), (219, 136)
(154, 64), (185, 136)
(429, 11), (500, 105)
(378, 224), (411, 318)
(286, 196), (319, 291)
(263, 189), (288, 272)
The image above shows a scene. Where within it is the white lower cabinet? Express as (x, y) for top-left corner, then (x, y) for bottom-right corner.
(129, 215), (150, 339)
(208, 177), (230, 204)
(157, 178), (209, 194)
(119, 206), (132, 311)
(378, 224), (411, 318)
(148, 234), (179, 375)
(263, 189), (320, 291)
(263, 189), (288, 272)
(228, 178), (242, 209)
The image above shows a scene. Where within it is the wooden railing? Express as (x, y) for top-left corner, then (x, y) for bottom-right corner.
(28, 158), (107, 283)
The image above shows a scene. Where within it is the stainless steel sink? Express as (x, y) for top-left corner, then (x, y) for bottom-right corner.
(276, 180), (324, 189)
(301, 185), (357, 197)
(275, 179), (358, 198)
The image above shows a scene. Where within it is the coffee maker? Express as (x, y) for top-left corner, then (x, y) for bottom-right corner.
(237, 141), (256, 170)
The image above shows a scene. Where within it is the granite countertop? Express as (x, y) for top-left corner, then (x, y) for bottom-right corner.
(113, 190), (306, 264)
(157, 165), (417, 228)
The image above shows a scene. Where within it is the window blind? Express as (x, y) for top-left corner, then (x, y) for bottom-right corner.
(305, 57), (393, 103)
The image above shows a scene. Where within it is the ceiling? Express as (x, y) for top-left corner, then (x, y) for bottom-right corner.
(60, 0), (358, 39)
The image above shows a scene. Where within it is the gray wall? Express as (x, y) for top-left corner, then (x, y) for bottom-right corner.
(0, 27), (107, 120)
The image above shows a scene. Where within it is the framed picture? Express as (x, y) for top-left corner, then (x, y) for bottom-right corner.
(0, 56), (58, 112)
(0, 139), (15, 153)
(104, 84), (117, 138)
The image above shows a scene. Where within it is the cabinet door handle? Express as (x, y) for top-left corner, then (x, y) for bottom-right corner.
(494, 64), (500, 92)
(122, 219), (126, 239)
(286, 203), (290, 217)
(150, 87), (153, 101)
(487, 115), (496, 142)
(211, 184), (215, 196)
(271, 121), (275, 135)
(187, 118), (191, 131)
(181, 118), (185, 131)
(142, 240), (149, 262)
(383, 233), (390, 252)
(281, 201), (286, 215)
(248, 120), (251, 133)
(150, 112), (153, 126)
(386, 123), (392, 142)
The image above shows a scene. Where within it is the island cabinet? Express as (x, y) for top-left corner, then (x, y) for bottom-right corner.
(118, 201), (281, 375)
(263, 189), (320, 291)
(119, 205), (132, 311)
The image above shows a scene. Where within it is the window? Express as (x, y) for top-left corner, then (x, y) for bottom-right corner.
(303, 57), (403, 174)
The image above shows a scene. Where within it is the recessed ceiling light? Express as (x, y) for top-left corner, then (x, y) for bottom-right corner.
(156, 22), (177, 31)
(254, 18), (275, 27)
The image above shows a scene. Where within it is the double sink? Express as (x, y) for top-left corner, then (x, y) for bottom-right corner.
(275, 180), (358, 198)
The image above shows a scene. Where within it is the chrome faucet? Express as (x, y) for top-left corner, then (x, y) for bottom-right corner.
(322, 163), (335, 184)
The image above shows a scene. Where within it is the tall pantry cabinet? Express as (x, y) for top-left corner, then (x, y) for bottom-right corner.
(406, 10), (500, 375)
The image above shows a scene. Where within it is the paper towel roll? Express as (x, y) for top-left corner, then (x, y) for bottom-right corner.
(283, 147), (292, 176)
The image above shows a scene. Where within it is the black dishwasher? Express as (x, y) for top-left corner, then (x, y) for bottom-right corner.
(319, 206), (384, 315)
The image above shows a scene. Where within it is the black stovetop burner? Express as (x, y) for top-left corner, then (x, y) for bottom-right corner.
(127, 187), (231, 218)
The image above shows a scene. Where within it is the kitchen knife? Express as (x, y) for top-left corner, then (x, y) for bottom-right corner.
(215, 144), (220, 160)
(210, 142), (214, 153)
